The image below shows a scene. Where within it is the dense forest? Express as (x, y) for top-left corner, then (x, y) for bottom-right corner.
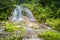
(0, 0), (60, 40)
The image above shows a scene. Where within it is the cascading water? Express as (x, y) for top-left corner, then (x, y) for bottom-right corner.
(9, 6), (44, 40)
(23, 8), (36, 21)
(9, 6), (36, 22)
(10, 6), (23, 22)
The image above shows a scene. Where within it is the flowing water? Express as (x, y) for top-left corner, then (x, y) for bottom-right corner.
(9, 6), (44, 40)
(10, 6), (23, 22)
(23, 8), (36, 21)
(10, 6), (36, 22)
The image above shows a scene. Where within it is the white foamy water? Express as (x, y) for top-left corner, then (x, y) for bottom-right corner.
(10, 6), (23, 22)
(23, 8), (36, 21)
(9, 6), (36, 22)
(9, 6), (45, 40)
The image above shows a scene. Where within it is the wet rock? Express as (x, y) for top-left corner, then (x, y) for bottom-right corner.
(39, 23), (51, 30)
(0, 22), (5, 31)
(0, 29), (3, 34)
(13, 31), (21, 37)
(23, 38), (44, 40)
(23, 28), (39, 39)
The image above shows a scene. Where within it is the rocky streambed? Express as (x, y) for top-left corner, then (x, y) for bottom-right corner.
(0, 20), (51, 40)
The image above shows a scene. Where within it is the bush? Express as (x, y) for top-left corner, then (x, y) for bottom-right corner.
(5, 22), (25, 31)
(0, 35), (23, 40)
(21, 4), (54, 22)
(3, 22), (26, 40)
(38, 30), (60, 40)
(4, 22), (25, 33)
(5, 22), (19, 32)
(46, 18), (60, 31)
(56, 9), (60, 18)
(0, 7), (14, 21)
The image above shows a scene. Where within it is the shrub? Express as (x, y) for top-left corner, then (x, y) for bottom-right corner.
(0, 7), (14, 21)
(0, 35), (23, 40)
(5, 22), (19, 32)
(38, 30), (60, 40)
(4, 22), (25, 32)
(56, 9), (60, 18)
(3, 22), (26, 40)
(46, 18), (60, 31)
(21, 4), (54, 22)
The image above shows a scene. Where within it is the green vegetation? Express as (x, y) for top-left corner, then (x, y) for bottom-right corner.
(38, 30), (60, 40)
(0, 36), (23, 40)
(5, 22), (25, 32)
(0, 0), (60, 40)
(4, 22), (25, 35)
(0, 22), (25, 40)
(46, 18), (60, 31)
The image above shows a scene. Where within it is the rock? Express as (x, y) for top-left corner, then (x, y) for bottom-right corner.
(0, 22), (5, 31)
(0, 29), (3, 34)
(14, 31), (21, 37)
(39, 23), (51, 30)
(23, 38), (44, 40)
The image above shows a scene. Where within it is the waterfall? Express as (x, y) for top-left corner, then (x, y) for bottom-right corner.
(23, 8), (36, 21)
(9, 6), (36, 22)
(10, 6), (23, 22)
